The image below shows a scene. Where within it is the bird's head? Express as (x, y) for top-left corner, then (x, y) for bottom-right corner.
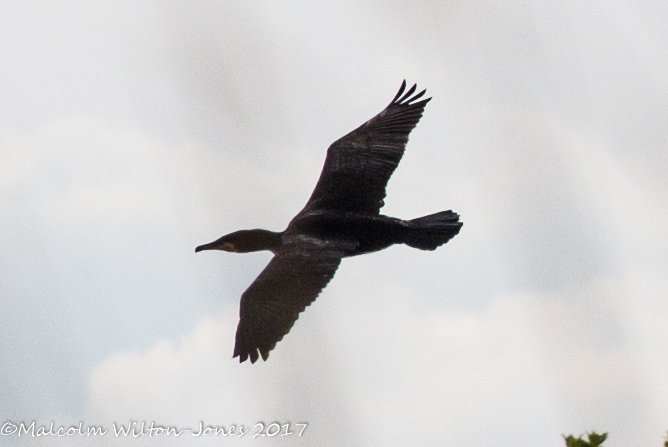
(195, 229), (282, 254)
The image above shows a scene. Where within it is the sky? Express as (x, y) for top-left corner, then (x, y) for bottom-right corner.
(1, 0), (668, 446)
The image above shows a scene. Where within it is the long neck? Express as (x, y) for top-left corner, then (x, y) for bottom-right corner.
(239, 229), (283, 254)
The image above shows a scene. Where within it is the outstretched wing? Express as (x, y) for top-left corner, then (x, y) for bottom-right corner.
(233, 237), (349, 363)
(303, 81), (431, 214)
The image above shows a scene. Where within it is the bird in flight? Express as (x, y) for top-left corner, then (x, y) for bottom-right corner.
(196, 81), (462, 363)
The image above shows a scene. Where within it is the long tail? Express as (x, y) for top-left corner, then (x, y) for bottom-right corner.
(404, 210), (462, 250)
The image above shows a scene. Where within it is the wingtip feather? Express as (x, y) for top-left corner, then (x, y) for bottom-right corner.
(397, 84), (417, 103)
(408, 89), (426, 103)
(260, 349), (270, 361)
(391, 80), (407, 104)
(390, 81), (430, 108)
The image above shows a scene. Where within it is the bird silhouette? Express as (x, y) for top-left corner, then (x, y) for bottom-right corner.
(196, 81), (462, 363)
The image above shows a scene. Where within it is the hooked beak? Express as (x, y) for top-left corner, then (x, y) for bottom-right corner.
(195, 240), (236, 253)
(195, 243), (213, 253)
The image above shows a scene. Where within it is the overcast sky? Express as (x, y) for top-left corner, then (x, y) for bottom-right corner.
(2, 1), (668, 446)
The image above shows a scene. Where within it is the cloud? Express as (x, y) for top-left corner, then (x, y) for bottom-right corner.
(81, 261), (668, 447)
(518, 273), (668, 445)
(4, 2), (668, 446)
(88, 313), (246, 422)
(0, 115), (301, 420)
(87, 308), (359, 447)
(0, 114), (361, 446)
(5, 100), (667, 447)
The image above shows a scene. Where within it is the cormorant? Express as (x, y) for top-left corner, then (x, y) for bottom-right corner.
(196, 81), (462, 363)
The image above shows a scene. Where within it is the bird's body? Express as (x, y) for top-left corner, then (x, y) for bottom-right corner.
(288, 210), (405, 256)
(196, 81), (462, 363)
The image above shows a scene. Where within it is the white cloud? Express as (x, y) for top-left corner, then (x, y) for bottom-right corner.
(82, 265), (668, 447)
(89, 313), (246, 421)
(86, 307), (359, 447)
(5, 113), (667, 447)
(0, 117), (173, 224)
(4, 2), (668, 446)
(517, 274), (668, 445)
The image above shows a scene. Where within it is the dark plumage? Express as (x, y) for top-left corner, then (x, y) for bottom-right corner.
(196, 81), (462, 363)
